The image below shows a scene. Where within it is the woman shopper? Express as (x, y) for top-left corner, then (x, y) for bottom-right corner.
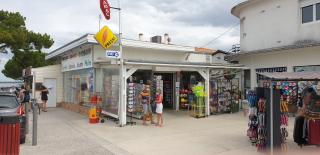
(155, 89), (163, 127)
(41, 85), (49, 112)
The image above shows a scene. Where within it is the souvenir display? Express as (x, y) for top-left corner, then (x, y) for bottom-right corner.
(163, 80), (173, 108)
(210, 78), (240, 114)
(261, 81), (298, 114)
(294, 111), (320, 146)
(125, 82), (144, 119)
(180, 89), (191, 109)
(190, 85), (206, 118)
(246, 89), (288, 152)
(127, 83), (135, 113)
(247, 90), (258, 145)
(256, 98), (267, 151)
(274, 81), (298, 105)
(209, 80), (219, 114)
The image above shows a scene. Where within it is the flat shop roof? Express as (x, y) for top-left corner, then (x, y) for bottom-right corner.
(124, 60), (247, 69)
(257, 72), (320, 81)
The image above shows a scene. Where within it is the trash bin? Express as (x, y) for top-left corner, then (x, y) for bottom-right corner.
(0, 115), (20, 155)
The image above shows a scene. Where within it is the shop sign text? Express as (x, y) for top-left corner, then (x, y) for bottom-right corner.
(94, 26), (118, 49)
(62, 48), (92, 72)
(100, 0), (111, 20)
(106, 50), (121, 59)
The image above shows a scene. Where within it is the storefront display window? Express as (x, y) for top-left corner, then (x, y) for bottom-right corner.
(179, 72), (203, 111)
(102, 66), (120, 117)
(63, 68), (93, 104)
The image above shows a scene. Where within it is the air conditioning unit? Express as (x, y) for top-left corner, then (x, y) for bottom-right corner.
(151, 36), (162, 43)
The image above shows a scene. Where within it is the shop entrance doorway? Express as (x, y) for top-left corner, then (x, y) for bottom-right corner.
(154, 73), (175, 109)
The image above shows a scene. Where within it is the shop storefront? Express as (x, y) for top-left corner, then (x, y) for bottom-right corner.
(45, 34), (246, 126)
(246, 72), (320, 153)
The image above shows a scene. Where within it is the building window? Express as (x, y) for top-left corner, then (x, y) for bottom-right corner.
(294, 65), (320, 72)
(302, 5), (314, 23)
(317, 3), (320, 20)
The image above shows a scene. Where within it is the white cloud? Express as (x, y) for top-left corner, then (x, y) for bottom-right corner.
(0, 0), (244, 80)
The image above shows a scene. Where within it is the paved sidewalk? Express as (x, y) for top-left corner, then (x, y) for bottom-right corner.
(21, 108), (320, 155)
(21, 108), (130, 155)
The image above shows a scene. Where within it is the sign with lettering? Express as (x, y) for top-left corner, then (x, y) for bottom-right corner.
(61, 48), (92, 72)
(100, 0), (111, 20)
(94, 26), (118, 49)
(106, 50), (121, 59)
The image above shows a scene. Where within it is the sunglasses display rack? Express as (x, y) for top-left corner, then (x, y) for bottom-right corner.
(127, 82), (136, 125)
(125, 82), (144, 119)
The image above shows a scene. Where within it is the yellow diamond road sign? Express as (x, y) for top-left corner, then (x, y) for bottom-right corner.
(94, 26), (118, 49)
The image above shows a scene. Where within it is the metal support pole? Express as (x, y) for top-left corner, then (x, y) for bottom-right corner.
(117, 0), (126, 127)
(32, 99), (38, 146)
(32, 72), (36, 99)
(25, 102), (29, 134)
(205, 69), (210, 116)
(270, 87), (273, 155)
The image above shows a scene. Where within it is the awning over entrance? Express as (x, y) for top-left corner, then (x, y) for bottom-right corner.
(124, 60), (247, 69)
(257, 71), (320, 81)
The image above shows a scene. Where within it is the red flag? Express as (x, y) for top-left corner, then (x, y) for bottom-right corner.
(100, 0), (111, 20)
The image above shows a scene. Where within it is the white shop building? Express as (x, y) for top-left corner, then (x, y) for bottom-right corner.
(44, 34), (244, 126)
(228, 0), (320, 92)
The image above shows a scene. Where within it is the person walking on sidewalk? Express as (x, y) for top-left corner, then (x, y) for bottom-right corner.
(18, 86), (26, 103)
(41, 85), (49, 112)
(155, 89), (163, 127)
(140, 85), (151, 125)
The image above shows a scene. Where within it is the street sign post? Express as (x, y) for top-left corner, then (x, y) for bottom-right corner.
(98, 0), (126, 127)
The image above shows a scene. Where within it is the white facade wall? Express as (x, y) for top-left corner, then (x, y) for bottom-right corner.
(239, 0), (320, 52)
(93, 45), (187, 62)
(212, 53), (228, 64)
(32, 65), (63, 103)
(187, 53), (208, 63)
(233, 46), (320, 88)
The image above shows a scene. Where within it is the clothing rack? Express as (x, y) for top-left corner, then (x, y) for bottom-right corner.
(294, 112), (320, 147)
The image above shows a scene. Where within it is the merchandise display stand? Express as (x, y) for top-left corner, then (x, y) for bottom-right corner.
(190, 85), (206, 118)
(260, 80), (298, 116)
(127, 82), (136, 125)
(191, 97), (205, 118)
(180, 89), (190, 110)
(255, 71), (320, 153)
(247, 88), (284, 152)
(210, 78), (240, 114)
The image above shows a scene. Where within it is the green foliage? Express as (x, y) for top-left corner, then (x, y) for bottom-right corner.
(0, 10), (54, 79)
(2, 50), (54, 79)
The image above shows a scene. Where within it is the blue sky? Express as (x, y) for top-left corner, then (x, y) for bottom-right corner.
(0, 0), (244, 81)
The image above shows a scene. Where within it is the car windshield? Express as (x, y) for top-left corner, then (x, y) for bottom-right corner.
(0, 96), (19, 109)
